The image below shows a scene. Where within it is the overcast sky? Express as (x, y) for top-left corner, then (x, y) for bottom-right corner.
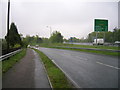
(1, 0), (119, 39)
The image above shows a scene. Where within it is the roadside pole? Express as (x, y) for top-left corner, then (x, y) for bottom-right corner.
(46, 26), (52, 38)
(103, 31), (105, 43)
(96, 32), (98, 45)
(50, 26), (52, 37)
(7, 0), (10, 53)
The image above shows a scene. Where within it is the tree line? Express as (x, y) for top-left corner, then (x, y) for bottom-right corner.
(2, 22), (64, 51)
(64, 28), (120, 43)
(87, 28), (120, 43)
(22, 31), (63, 45)
(2, 22), (120, 51)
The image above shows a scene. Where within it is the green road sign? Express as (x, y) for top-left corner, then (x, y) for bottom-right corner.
(94, 19), (108, 32)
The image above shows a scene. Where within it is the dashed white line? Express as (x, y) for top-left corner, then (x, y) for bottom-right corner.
(75, 56), (88, 61)
(96, 61), (119, 70)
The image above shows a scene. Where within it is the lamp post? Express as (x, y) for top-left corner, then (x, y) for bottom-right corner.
(46, 26), (52, 38)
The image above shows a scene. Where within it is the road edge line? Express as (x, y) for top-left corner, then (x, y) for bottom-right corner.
(51, 59), (80, 88)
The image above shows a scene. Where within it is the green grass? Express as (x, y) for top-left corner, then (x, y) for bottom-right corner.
(38, 43), (119, 56)
(2, 49), (27, 73)
(51, 47), (119, 56)
(39, 43), (119, 50)
(33, 48), (73, 88)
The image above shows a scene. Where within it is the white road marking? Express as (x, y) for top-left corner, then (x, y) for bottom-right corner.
(51, 59), (80, 88)
(75, 56), (88, 61)
(96, 61), (119, 70)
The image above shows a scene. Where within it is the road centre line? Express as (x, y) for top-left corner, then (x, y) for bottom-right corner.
(75, 56), (88, 61)
(96, 61), (119, 70)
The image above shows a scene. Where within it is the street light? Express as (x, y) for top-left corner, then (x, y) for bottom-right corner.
(46, 26), (52, 38)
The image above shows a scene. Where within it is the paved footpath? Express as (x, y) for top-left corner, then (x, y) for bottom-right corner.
(2, 48), (50, 88)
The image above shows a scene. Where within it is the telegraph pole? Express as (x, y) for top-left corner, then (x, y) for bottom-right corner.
(7, 0), (10, 53)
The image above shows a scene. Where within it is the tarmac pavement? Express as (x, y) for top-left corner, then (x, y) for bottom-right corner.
(2, 48), (50, 88)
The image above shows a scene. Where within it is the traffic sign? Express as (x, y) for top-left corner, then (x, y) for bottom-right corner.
(94, 19), (108, 32)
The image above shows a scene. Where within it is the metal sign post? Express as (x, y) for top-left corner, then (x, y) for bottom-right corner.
(70, 37), (73, 44)
(104, 32), (105, 42)
(94, 19), (108, 45)
(96, 32), (98, 45)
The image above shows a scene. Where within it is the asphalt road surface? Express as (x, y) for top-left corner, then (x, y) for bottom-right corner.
(38, 47), (118, 88)
(2, 48), (50, 88)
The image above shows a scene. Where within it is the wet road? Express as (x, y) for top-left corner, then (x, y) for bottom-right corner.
(38, 47), (118, 88)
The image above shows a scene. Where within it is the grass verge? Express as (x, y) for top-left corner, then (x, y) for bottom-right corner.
(38, 43), (119, 56)
(2, 48), (27, 73)
(33, 48), (73, 88)
(39, 43), (119, 50)
(50, 47), (119, 56)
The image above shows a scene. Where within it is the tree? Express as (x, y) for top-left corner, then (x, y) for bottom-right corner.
(42, 38), (49, 43)
(105, 31), (113, 42)
(87, 32), (96, 42)
(2, 39), (7, 50)
(113, 28), (120, 42)
(21, 37), (29, 48)
(86, 28), (120, 43)
(36, 35), (43, 43)
(50, 31), (63, 43)
(5, 22), (22, 47)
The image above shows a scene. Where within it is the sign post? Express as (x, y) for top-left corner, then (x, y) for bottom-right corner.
(95, 32), (98, 44)
(94, 19), (108, 45)
(70, 37), (73, 44)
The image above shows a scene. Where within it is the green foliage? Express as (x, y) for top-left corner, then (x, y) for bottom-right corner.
(2, 39), (7, 50)
(105, 31), (113, 42)
(25, 35), (35, 44)
(23, 35), (45, 45)
(13, 44), (21, 48)
(52, 47), (119, 56)
(64, 37), (88, 43)
(5, 22), (22, 47)
(63, 28), (120, 43)
(42, 38), (49, 43)
(68, 37), (81, 42)
(87, 29), (120, 43)
(39, 43), (118, 50)
(113, 28), (120, 41)
(38, 43), (119, 56)
(50, 31), (63, 43)
(36, 35), (43, 43)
